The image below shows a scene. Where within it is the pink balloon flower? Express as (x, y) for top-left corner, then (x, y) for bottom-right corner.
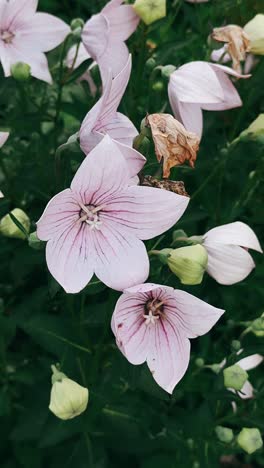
(203, 222), (262, 285)
(112, 283), (224, 393)
(37, 136), (189, 294)
(168, 61), (249, 138)
(80, 55), (145, 175)
(82, 0), (139, 85)
(0, 0), (70, 83)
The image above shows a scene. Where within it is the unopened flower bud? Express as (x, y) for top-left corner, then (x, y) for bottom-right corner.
(11, 62), (31, 82)
(223, 364), (248, 391)
(161, 65), (176, 79)
(231, 340), (241, 352)
(239, 114), (264, 143)
(165, 244), (208, 285)
(71, 18), (84, 31)
(140, 118), (152, 138)
(237, 428), (263, 454)
(152, 80), (164, 92)
(215, 426), (234, 443)
(133, 0), (166, 25)
(49, 365), (89, 420)
(195, 358), (205, 368)
(28, 231), (45, 250)
(251, 313), (264, 337)
(0, 208), (30, 240)
(244, 14), (264, 55)
(146, 57), (156, 70)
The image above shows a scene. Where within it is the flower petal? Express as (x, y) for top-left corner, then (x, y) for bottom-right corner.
(66, 43), (91, 69)
(112, 292), (151, 364)
(17, 13), (70, 52)
(82, 13), (109, 61)
(203, 222), (262, 253)
(237, 354), (263, 371)
(168, 79), (203, 136)
(238, 380), (254, 399)
(71, 135), (130, 205)
(3, 42), (52, 82)
(165, 290), (224, 339)
(0, 132), (9, 148)
(169, 62), (224, 104)
(204, 243), (256, 285)
(93, 222), (149, 291)
(37, 189), (79, 241)
(98, 112), (138, 147)
(45, 223), (95, 294)
(147, 319), (191, 393)
(3, 0), (37, 29)
(102, 185), (189, 240)
(104, 4), (140, 42)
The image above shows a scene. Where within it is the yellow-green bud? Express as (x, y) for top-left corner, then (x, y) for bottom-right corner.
(239, 114), (264, 142)
(166, 245), (208, 285)
(133, 0), (166, 25)
(237, 428), (263, 454)
(49, 365), (89, 420)
(231, 340), (241, 352)
(0, 208), (30, 240)
(152, 80), (164, 92)
(251, 313), (264, 337)
(215, 426), (234, 444)
(195, 358), (205, 368)
(161, 65), (176, 79)
(145, 57), (156, 70)
(244, 14), (264, 55)
(70, 18), (84, 31)
(11, 62), (31, 82)
(28, 231), (45, 250)
(223, 364), (248, 391)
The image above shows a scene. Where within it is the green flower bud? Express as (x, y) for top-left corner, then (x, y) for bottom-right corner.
(152, 80), (164, 92)
(215, 426), (234, 444)
(195, 358), (205, 368)
(251, 313), (264, 337)
(166, 245), (208, 285)
(223, 364), (248, 391)
(244, 14), (264, 55)
(11, 62), (31, 82)
(133, 0), (166, 25)
(187, 438), (194, 449)
(145, 57), (156, 70)
(0, 208), (30, 240)
(70, 18), (85, 31)
(49, 365), (89, 420)
(161, 65), (176, 79)
(28, 231), (45, 250)
(231, 340), (241, 352)
(239, 114), (264, 141)
(237, 428), (263, 454)
(140, 118), (152, 138)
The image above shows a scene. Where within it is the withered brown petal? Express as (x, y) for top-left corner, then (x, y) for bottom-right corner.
(147, 113), (200, 178)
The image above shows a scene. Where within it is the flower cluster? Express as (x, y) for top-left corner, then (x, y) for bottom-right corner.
(0, 0), (263, 409)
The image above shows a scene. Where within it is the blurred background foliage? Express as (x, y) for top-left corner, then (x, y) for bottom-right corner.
(0, 0), (264, 467)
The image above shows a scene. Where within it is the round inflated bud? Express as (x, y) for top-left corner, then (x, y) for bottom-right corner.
(11, 62), (31, 82)
(223, 364), (248, 391)
(237, 428), (263, 454)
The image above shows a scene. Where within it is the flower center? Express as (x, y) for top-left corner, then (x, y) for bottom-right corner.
(78, 203), (104, 231)
(143, 299), (164, 326)
(1, 30), (15, 44)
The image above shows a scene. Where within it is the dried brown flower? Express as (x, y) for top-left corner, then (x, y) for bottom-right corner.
(142, 176), (189, 197)
(212, 25), (250, 73)
(147, 113), (200, 178)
